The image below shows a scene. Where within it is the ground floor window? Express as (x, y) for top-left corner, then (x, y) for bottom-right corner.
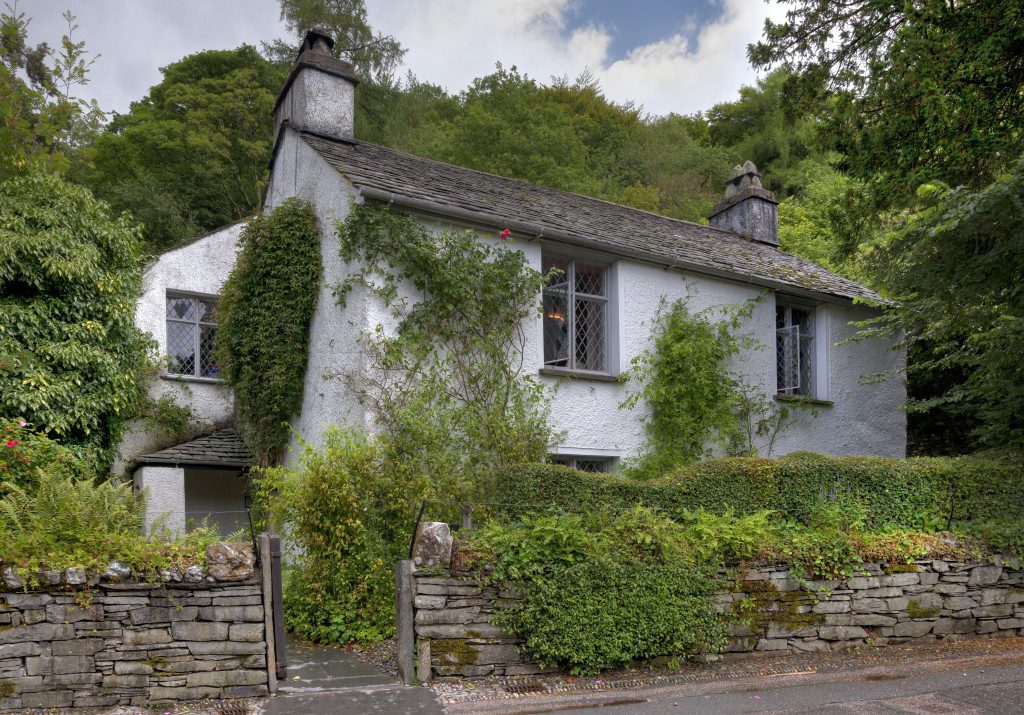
(549, 455), (614, 473)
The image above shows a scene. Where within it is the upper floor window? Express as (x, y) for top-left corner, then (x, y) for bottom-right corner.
(542, 255), (608, 373)
(776, 302), (814, 396)
(549, 455), (613, 473)
(166, 293), (219, 378)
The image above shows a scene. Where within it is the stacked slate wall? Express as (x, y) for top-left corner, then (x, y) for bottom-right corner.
(0, 558), (270, 709)
(410, 557), (1024, 679)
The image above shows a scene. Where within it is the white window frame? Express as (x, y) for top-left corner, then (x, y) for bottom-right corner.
(541, 254), (611, 375)
(776, 300), (817, 398)
(165, 291), (219, 379)
(549, 455), (615, 473)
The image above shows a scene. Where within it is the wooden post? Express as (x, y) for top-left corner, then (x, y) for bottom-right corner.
(461, 504), (472, 531)
(395, 560), (415, 685)
(259, 532), (278, 693)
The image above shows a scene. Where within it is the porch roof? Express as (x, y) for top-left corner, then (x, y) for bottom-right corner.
(134, 428), (254, 470)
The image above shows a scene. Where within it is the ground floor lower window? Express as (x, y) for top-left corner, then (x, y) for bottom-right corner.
(549, 455), (614, 473)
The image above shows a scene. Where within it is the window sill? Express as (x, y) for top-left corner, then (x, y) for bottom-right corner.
(775, 394), (833, 407)
(161, 374), (227, 385)
(539, 367), (620, 383)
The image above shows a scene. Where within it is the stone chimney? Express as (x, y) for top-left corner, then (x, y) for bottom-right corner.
(708, 160), (779, 247)
(273, 28), (359, 142)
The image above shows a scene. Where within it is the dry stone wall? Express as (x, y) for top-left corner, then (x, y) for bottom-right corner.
(0, 548), (270, 710)
(411, 557), (1024, 679)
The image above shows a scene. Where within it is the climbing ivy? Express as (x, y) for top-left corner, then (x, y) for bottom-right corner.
(215, 199), (321, 465)
(334, 202), (554, 500)
(621, 299), (752, 478)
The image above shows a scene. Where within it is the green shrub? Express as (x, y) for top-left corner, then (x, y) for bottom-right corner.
(469, 507), (727, 674)
(1, 419), (94, 496)
(255, 428), (429, 645)
(0, 463), (223, 585)
(493, 452), (1023, 535)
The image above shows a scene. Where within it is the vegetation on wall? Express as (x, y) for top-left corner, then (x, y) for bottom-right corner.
(622, 299), (799, 478)
(335, 202), (554, 500)
(215, 198), (321, 466)
(0, 172), (152, 463)
(467, 508), (729, 674)
(493, 453), (1024, 552)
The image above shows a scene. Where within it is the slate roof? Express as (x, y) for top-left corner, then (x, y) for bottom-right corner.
(300, 131), (882, 304)
(135, 429), (253, 469)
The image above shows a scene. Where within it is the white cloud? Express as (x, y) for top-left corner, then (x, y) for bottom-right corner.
(369, 0), (789, 116)
(24, 0), (786, 117)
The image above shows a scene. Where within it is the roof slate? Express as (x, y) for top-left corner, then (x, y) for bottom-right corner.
(300, 131), (881, 303)
(135, 429), (253, 469)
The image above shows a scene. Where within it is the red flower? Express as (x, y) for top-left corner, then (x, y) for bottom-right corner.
(499, 228), (511, 240)
(6, 440), (18, 447)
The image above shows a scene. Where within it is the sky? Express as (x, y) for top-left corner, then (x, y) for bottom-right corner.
(26, 0), (787, 118)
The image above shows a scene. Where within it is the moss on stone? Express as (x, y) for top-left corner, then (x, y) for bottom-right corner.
(730, 579), (824, 636)
(0, 681), (14, 698)
(885, 563), (919, 574)
(906, 599), (941, 619)
(432, 638), (480, 666)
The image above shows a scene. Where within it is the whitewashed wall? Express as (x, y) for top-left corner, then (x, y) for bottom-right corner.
(194, 128), (908, 470)
(115, 224), (243, 472)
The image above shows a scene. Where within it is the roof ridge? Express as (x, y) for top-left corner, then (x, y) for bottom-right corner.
(303, 131), (744, 241)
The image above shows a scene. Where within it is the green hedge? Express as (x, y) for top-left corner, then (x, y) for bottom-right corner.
(492, 452), (1024, 531)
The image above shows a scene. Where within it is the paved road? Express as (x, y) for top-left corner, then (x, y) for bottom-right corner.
(254, 637), (443, 715)
(451, 648), (1024, 714)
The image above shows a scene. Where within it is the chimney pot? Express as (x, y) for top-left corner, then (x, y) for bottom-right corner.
(709, 160), (779, 247)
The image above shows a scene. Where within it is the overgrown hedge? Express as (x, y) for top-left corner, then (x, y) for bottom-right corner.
(493, 452), (1024, 531)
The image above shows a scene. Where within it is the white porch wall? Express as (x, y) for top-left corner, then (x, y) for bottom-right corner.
(134, 465), (185, 535)
(115, 224), (243, 473)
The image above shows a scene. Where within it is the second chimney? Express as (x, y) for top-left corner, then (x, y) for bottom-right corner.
(708, 161), (779, 247)
(274, 29), (359, 142)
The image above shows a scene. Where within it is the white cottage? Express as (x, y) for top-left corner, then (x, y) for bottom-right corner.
(124, 31), (906, 534)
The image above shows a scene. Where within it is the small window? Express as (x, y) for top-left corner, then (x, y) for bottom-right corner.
(549, 455), (613, 473)
(542, 255), (608, 373)
(776, 303), (814, 396)
(166, 293), (219, 378)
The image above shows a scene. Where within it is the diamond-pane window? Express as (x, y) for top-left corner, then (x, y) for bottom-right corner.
(166, 293), (219, 378)
(550, 455), (613, 473)
(776, 303), (814, 396)
(542, 255), (609, 373)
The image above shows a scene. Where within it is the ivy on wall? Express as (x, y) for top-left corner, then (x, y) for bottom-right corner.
(215, 198), (321, 465)
(334, 202), (554, 500)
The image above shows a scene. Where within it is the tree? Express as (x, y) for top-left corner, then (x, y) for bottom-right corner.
(750, 0), (1024, 202)
(0, 172), (152, 462)
(0, 4), (104, 179)
(82, 47), (287, 251)
(861, 160), (1024, 451)
(263, 0), (404, 85)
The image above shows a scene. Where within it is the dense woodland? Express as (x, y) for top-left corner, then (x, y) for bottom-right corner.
(2, 0), (1022, 456)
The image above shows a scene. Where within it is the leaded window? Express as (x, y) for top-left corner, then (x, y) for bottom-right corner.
(550, 455), (613, 473)
(166, 293), (219, 378)
(542, 255), (608, 373)
(776, 303), (814, 396)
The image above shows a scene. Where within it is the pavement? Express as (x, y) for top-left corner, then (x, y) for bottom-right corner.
(243, 636), (1024, 714)
(447, 641), (1024, 714)
(253, 636), (444, 714)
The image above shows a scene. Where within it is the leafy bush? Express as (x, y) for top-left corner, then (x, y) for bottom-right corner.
(1, 419), (94, 495)
(215, 198), (322, 465)
(255, 428), (428, 645)
(493, 452), (1024, 536)
(467, 508), (727, 674)
(0, 172), (152, 463)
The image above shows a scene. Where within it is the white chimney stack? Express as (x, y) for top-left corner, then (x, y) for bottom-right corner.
(273, 29), (359, 142)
